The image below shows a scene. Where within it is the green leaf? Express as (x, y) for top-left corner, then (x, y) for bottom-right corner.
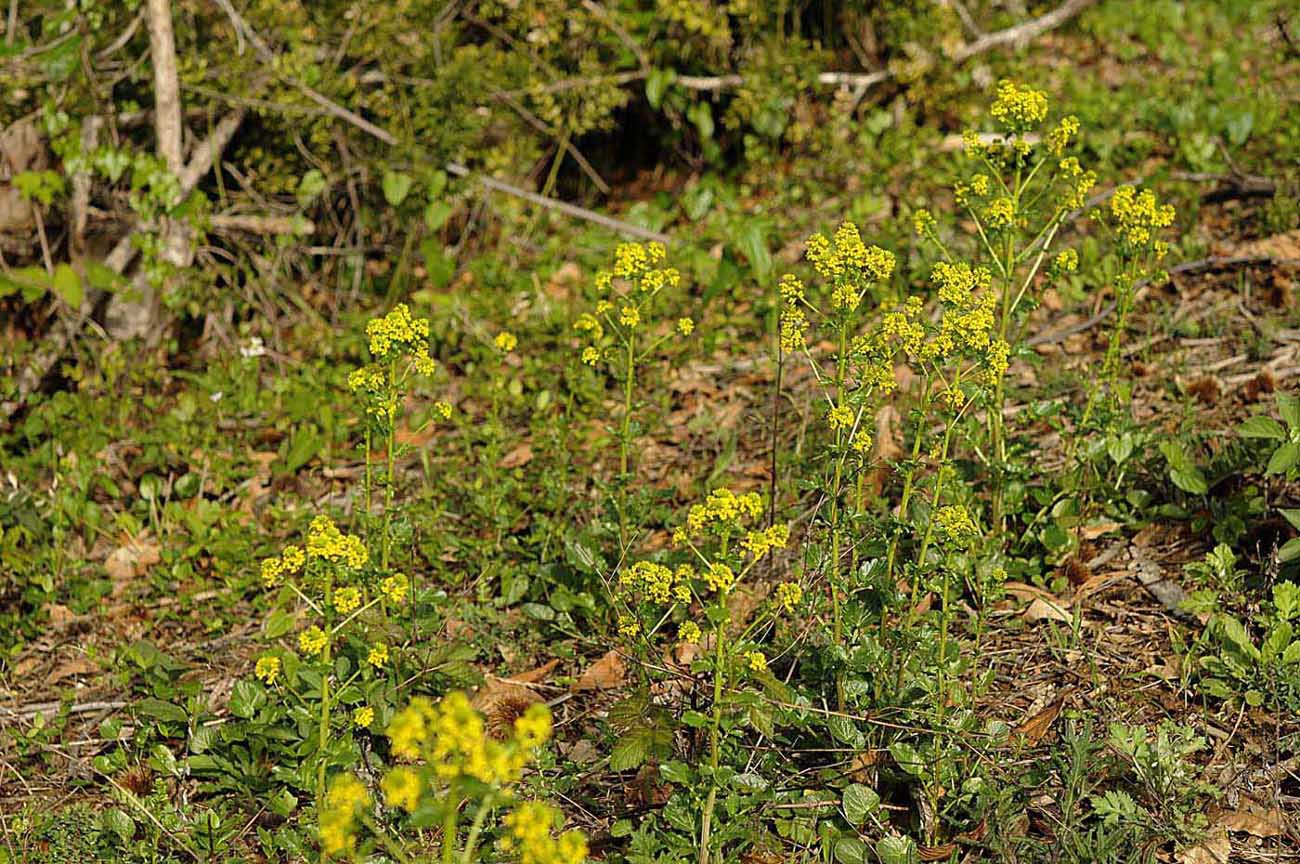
(842, 783), (879, 825)
(1238, 415), (1286, 440)
(1280, 510), (1300, 532)
(1278, 538), (1300, 564)
(876, 834), (918, 864)
(827, 715), (864, 748)
(645, 68), (674, 109)
(382, 171), (413, 207)
(833, 837), (868, 864)
(100, 809), (135, 843)
(737, 222), (772, 281)
(229, 680), (267, 720)
(609, 728), (649, 771)
(296, 169), (328, 206)
(280, 423), (323, 475)
(419, 237), (456, 289)
(1279, 392), (1300, 430)
(1267, 441), (1300, 475)
(687, 101), (714, 140)
(135, 698), (188, 724)
(424, 200), (453, 231)
(51, 264), (82, 309)
(888, 741), (925, 777)
(263, 609), (295, 639)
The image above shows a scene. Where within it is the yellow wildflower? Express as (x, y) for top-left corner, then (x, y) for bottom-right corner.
(333, 586), (362, 615)
(513, 703), (553, 748)
(299, 626), (328, 657)
(367, 643), (390, 667)
(254, 655), (281, 685)
(746, 651), (768, 673)
(495, 331), (518, 353)
(353, 705), (375, 728)
(382, 766), (422, 811)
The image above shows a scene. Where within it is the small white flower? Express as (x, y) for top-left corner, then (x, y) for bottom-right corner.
(239, 337), (266, 359)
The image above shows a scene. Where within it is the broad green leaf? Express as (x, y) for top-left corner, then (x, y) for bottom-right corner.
(645, 68), (675, 109)
(842, 783), (879, 825)
(424, 200), (453, 231)
(833, 837), (868, 864)
(876, 834), (919, 864)
(1238, 415), (1285, 440)
(52, 263), (83, 308)
(296, 169), (328, 205)
(1268, 441), (1300, 475)
(1278, 538), (1300, 564)
(1278, 392), (1300, 430)
(135, 698), (188, 724)
(382, 170), (413, 207)
(737, 222), (772, 281)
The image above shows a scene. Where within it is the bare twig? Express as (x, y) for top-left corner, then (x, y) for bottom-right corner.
(950, 0), (1097, 61)
(446, 162), (669, 244)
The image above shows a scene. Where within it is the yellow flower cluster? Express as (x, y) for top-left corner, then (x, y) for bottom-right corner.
(678, 621), (702, 643)
(989, 79), (1049, 132)
(380, 574), (408, 604)
(260, 544), (304, 588)
(495, 331), (518, 353)
(934, 505), (979, 547)
(577, 241), (687, 366)
(777, 274), (809, 353)
(499, 801), (589, 864)
(827, 404), (854, 432)
(381, 766), (422, 812)
(985, 196), (1016, 230)
(255, 655), (281, 685)
(775, 582), (803, 612)
(920, 263), (998, 363)
(745, 651), (768, 673)
(805, 223), (895, 309)
(367, 643), (389, 667)
(618, 560), (691, 605)
(319, 774), (369, 856)
(986, 339), (1012, 384)
(700, 562), (734, 594)
(353, 705), (374, 728)
(333, 586), (362, 615)
(1059, 158), (1098, 210)
(299, 625), (328, 657)
(386, 691), (548, 786)
(366, 303), (431, 361)
(679, 488), (764, 542)
(1047, 115), (1080, 156)
(741, 524), (790, 561)
(306, 514), (369, 569)
(1107, 185), (1176, 249)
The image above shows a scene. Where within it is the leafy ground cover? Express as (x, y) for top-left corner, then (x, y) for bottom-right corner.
(2, 2), (1300, 863)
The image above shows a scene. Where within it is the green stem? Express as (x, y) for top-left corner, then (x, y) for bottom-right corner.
(458, 793), (495, 864)
(382, 361), (397, 570)
(699, 598), (728, 864)
(618, 331), (636, 550)
(442, 783), (459, 864)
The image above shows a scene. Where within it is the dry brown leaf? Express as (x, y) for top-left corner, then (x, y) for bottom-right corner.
(1079, 521), (1123, 540)
(472, 677), (542, 738)
(1003, 582), (1061, 604)
(498, 442), (534, 469)
(1217, 805), (1286, 838)
(48, 657), (99, 685)
(918, 844), (958, 862)
(1230, 229), (1300, 260)
(43, 603), (82, 630)
(1015, 695), (1064, 746)
(572, 649), (626, 691)
(1176, 829), (1230, 864)
(1024, 596), (1071, 624)
(104, 536), (161, 596)
(508, 659), (558, 684)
